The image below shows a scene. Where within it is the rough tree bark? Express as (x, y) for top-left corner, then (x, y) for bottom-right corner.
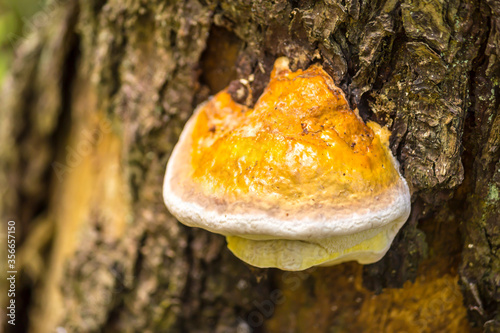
(1, 0), (499, 332)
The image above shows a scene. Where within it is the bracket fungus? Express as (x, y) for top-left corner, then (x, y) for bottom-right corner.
(163, 57), (411, 271)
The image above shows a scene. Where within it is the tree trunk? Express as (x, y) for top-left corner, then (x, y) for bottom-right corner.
(1, 0), (499, 332)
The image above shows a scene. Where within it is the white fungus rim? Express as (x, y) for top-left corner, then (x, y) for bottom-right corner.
(163, 103), (411, 241)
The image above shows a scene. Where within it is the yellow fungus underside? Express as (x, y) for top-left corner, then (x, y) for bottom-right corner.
(226, 219), (398, 270)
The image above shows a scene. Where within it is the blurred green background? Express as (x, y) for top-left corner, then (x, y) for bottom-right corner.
(0, 0), (41, 83)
